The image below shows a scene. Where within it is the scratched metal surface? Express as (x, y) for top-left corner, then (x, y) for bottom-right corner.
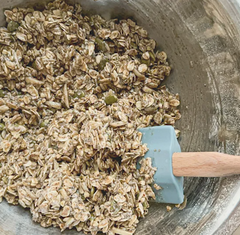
(0, 0), (240, 234)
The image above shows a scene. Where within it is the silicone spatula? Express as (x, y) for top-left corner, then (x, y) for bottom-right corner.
(139, 125), (240, 204)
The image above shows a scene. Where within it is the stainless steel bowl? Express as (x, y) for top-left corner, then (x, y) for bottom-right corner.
(1, 0), (240, 234)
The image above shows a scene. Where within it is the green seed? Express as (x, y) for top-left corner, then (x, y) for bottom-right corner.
(31, 60), (37, 70)
(143, 201), (148, 209)
(141, 58), (150, 66)
(131, 42), (138, 49)
(144, 106), (158, 114)
(73, 90), (85, 99)
(0, 89), (5, 98)
(40, 121), (47, 128)
(36, 42), (41, 50)
(0, 123), (5, 131)
(90, 187), (95, 197)
(98, 59), (109, 71)
(95, 37), (107, 52)
(95, 37), (103, 44)
(149, 51), (156, 62)
(104, 95), (117, 105)
(7, 21), (19, 32)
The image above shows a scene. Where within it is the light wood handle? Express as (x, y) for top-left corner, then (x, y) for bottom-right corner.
(172, 152), (240, 177)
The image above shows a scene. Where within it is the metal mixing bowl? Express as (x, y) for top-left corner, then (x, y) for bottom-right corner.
(1, 0), (240, 234)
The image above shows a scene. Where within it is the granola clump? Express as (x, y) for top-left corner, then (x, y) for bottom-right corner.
(0, 1), (181, 234)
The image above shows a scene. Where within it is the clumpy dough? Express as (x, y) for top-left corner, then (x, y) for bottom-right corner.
(0, 0), (181, 234)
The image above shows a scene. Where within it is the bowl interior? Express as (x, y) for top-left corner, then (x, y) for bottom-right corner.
(1, 0), (240, 234)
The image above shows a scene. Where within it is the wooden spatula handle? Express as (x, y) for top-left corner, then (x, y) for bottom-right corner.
(172, 152), (240, 177)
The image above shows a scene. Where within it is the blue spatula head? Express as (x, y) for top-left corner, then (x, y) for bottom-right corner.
(139, 125), (184, 204)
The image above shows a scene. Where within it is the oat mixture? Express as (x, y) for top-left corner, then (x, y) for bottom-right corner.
(0, 1), (181, 234)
